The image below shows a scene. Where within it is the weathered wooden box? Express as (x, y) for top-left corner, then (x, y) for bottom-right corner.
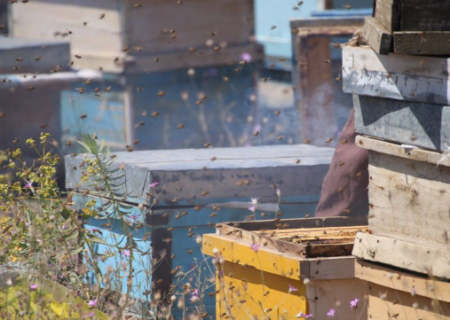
(202, 217), (369, 320)
(356, 260), (450, 320)
(10, 0), (255, 73)
(342, 46), (450, 106)
(291, 17), (363, 147)
(365, 0), (450, 55)
(0, 38), (70, 74)
(353, 95), (450, 152)
(65, 144), (334, 314)
(352, 136), (450, 279)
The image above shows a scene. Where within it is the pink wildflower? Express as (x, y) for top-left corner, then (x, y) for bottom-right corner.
(288, 284), (299, 293)
(87, 299), (97, 308)
(248, 205), (256, 212)
(149, 181), (159, 188)
(350, 298), (359, 309)
(295, 311), (313, 319)
(250, 243), (260, 253)
(129, 214), (139, 222)
(241, 52), (252, 62)
(29, 284), (38, 290)
(24, 182), (32, 188)
(122, 250), (130, 258)
(190, 288), (199, 303)
(327, 308), (336, 317)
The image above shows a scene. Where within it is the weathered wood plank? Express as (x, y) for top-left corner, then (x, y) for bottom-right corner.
(65, 144), (334, 204)
(375, 0), (399, 33)
(363, 17), (392, 54)
(394, 31), (450, 55)
(400, 0), (450, 32)
(0, 38), (70, 74)
(353, 95), (450, 152)
(367, 150), (450, 252)
(352, 232), (450, 279)
(356, 135), (450, 168)
(342, 46), (450, 105)
(356, 260), (450, 303)
(368, 285), (450, 320)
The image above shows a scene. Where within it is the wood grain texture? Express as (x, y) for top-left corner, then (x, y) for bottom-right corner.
(65, 144), (334, 204)
(375, 0), (399, 33)
(363, 17), (392, 55)
(353, 95), (450, 152)
(0, 38), (70, 74)
(342, 46), (450, 105)
(352, 232), (450, 279)
(356, 260), (450, 303)
(400, 0), (450, 31)
(394, 31), (450, 55)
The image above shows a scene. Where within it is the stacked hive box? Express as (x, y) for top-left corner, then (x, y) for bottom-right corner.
(65, 144), (334, 316)
(9, 0), (264, 151)
(364, 0), (450, 55)
(291, 16), (364, 147)
(344, 3), (450, 318)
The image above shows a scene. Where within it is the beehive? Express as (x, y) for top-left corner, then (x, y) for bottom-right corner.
(202, 217), (369, 319)
(66, 144), (334, 315)
(9, 0), (255, 73)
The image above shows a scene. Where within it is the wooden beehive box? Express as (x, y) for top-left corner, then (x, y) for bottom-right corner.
(0, 38), (70, 74)
(364, 0), (450, 55)
(9, 0), (255, 73)
(352, 136), (450, 279)
(291, 17), (364, 147)
(356, 260), (450, 320)
(202, 216), (369, 320)
(65, 144), (335, 315)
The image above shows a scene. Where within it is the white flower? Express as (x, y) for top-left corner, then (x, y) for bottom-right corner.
(303, 278), (310, 285)
(213, 247), (219, 255)
(170, 295), (177, 302)
(196, 235), (202, 244)
(250, 197), (259, 205)
(276, 189), (281, 197)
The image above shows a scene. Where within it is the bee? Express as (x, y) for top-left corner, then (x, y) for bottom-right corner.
(296, 159), (301, 164)
(158, 91), (165, 97)
(298, 1), (304, 5)
(275, 110), (280, 116)
(135, 122), (145, 128)
(177, 124), (185, 129)
(339, 161), (345, 166)
(101, 223), (111, 228)
(80, 114), (87, 119)
(204, 143), (211, 148)
(156, 279), (164, 284)
(356, 171), (362, 177)
(324, 59), (331, 64)
(335, 74), (342, 82)
(211, 157), (217, 161)
(342, 209), (351, 214)
(152, 112), (159, 117)
(136, 87), (142, 92)
(105, 86), (112, 92)
(214, 46), (221, 51)
(326, 137), (333, 144)
(223, 76), (229, 82)
(305, 213), (311, 218)
(303, 139), (310, 144)
(210, 212), (217, 218)
(40, 124), (47, 128)
(278, 135), (283, 140)
(181, 211), (188, 216)
(187, 250), (193, 255)
(135, 222), (143, 229)
(270, 26), (277, 30)
(134, 3), (142, 8)
(134, 139), (140, 145)
(262, 77), (271, 82)
(175, 214), (181, 219)
(122, 47), (130, 52)
(27, 86), (35, 91)
(75, 55), (82, 59)
(194, 205), (201, 211)
(254, 131), (259, 136)
(162, 238), (172, 243)
(15, 57), (23, 62)
(99, 13), (106, 19)
(343, 4), (351, 9)
(201, 191), (209, 196)
(167, 227), (173, 232)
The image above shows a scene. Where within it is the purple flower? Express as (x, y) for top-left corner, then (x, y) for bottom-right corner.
(149, 181), (159, 188)
(241, 52), (252, 62)
(350, 298), (359, 309)
(87, 312), (95, 318)
(122, 250), (130, 258)
(190, 288), (199, 302)
(87, 299), (97, 308)
(288, 284), (299, 293)
(29, 284), (38, 290)
(327, 308), (336, 317)
(248, 205), (256, 212)
(24, 182), (32, 188)
(250, 243), (260, 253)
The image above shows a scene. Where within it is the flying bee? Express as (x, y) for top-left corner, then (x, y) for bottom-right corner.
(177, 124), (185, 129)
(158, 91), (165, 97)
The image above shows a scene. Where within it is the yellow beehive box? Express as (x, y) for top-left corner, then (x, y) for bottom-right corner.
(202, 217), (369, 320)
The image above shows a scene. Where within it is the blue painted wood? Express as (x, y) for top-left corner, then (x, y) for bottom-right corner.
(311, 9), (373, 17)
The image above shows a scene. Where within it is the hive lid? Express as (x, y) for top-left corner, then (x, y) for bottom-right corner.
(65, 144), (333, 205)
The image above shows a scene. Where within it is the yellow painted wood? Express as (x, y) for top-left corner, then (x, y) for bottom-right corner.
(203, 234), (302, 280)
(216, 262), (307, 320)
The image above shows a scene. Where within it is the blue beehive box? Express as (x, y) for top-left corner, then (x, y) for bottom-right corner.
(65, 143), (333, 316)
